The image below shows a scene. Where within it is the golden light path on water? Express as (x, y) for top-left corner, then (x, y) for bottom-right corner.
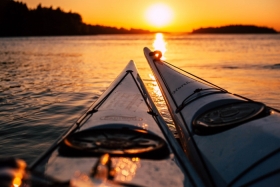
(149, 33), (166, 103)
(151, 33), (166, 100)
(148, 73), (162, 98)
(149, 33), (178, 135)
(153, 33), (167, 60)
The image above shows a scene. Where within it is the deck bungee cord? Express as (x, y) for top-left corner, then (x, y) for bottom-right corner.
(149, 50), (280, 113)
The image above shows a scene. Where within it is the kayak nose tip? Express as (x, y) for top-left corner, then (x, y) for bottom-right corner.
(149, 50), (162, 61)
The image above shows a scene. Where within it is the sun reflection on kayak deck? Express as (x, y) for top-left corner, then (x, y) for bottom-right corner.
(112, 157), (140, 182)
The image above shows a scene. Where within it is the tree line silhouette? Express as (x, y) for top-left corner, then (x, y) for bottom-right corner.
(0, 0), (152, 37)
(192, 25), (278, 34)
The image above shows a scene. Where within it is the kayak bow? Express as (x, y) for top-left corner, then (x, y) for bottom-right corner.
(29, 60), (203, 187)
(144, 47), (280, 187)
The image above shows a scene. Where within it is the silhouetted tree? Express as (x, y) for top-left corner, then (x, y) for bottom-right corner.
(0, 0), (29, 35)
(0, 0), (152, 36)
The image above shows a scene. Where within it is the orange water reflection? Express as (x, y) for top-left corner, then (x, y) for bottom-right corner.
(153, 33), (167, 60)
(148, 74), (162, 98)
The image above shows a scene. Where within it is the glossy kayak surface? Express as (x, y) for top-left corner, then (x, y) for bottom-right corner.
(144, 47), (280, 187)
(29, 61), (203, 187)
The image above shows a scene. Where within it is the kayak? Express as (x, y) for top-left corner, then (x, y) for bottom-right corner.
(144, 47), (280, 187)
(28, 61), (204, 187)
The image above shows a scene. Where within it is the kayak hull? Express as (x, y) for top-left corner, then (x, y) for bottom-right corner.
(144, 47), (280, 187)
(30, 60), (204, 187)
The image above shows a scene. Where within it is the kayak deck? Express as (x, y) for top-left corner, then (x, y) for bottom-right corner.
(30, 60), (203, 187)
(144, 47), (280, 187)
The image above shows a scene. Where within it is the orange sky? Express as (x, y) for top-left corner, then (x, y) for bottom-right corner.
(22, 0), (280, 32)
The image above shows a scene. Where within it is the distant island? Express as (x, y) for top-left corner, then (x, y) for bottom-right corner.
(0, 0), (152, 37)
(191, 25), (278, 34)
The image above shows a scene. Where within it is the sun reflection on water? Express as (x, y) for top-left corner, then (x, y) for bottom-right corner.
(153, 33), (167, 60)
(148, 74), (162, 98)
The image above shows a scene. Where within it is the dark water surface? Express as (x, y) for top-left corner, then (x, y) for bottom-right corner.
(0, 34), (279, 164)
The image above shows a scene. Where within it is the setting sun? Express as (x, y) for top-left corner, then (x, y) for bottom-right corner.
(145, 3), (173, 27)
(17, 0), (280, 32)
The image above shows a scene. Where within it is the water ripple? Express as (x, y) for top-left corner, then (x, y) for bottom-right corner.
(0, 34), (279, 164)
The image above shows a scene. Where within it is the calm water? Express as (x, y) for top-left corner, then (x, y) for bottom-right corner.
(0, 34), (280, 164)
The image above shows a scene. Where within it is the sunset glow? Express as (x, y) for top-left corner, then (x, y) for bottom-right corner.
(21, 0), (280, 32)
(145, 3), (173, 27)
